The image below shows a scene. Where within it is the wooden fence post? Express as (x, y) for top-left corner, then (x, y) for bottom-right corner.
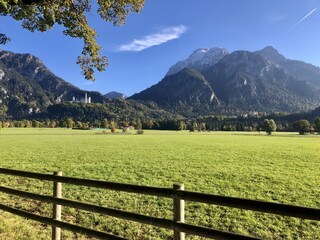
(52, 171), (62, 240)
(173, 183), (185, 240)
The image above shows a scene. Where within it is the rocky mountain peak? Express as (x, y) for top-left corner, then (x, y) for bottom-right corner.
(256, 46), (286, 63)
(0, 50), (47, 80)
(0, 50), (42, 64)
(166, 47), (229, 76)
(189, 47), (229, 63)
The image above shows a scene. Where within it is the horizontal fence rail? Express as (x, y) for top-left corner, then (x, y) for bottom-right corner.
(0, 168), (174, 198)
(177, 190), (320, 221)
(0, 167), (320, 240)
(0, 204), (127, 240)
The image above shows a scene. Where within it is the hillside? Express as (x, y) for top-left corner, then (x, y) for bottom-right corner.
(131, 68), (220, 116)
(42, 100), (177, 123)
(0, 50), (176, 121)
(0, 60), (51, 118)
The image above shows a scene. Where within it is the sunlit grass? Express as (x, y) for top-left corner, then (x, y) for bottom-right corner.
(0, 128), (319, 239)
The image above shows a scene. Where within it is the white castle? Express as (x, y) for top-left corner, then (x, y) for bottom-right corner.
(84, 93), (91, 104)
(72, 93), (91, 104)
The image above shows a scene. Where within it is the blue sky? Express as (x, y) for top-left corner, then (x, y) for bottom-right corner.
(1, 0), (320, 96)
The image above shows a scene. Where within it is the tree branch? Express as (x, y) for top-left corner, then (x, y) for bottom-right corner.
(0, 33), (10, 44)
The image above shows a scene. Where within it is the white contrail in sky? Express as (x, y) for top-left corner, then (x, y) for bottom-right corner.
(291, 8), (317, 30)
(278, 8), (317, 40)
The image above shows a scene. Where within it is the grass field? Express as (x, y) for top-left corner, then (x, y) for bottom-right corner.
(0, 128), (319, 239)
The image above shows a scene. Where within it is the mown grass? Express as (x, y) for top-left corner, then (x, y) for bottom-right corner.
(0, 128), (319, 239)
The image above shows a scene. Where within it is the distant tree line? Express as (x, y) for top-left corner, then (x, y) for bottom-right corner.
(1, 116), (319, 135)
(1, 103), (319, 135)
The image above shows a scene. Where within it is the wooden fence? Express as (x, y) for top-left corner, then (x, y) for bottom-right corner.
(0, 168), (320, 240)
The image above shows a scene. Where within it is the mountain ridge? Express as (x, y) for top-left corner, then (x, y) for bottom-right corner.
(166, 47), (229, 76)
(131, 46), (320, 116)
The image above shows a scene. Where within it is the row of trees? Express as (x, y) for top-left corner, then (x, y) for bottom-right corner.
(1, 117), (320, 135)
(0, 119), (117, 130)
(262, 117), (319, 135)
(261, 118), (319, 135)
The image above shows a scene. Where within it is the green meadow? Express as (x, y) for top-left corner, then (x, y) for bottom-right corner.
(0, 128), (319, 239)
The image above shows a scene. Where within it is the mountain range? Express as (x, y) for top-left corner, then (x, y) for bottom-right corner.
(131, 46), (320, 116)
(0, 49), (173, 120)
(0, 46), (320, 120)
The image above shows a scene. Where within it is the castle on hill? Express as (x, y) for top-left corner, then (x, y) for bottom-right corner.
(72, 93), (91, 104)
